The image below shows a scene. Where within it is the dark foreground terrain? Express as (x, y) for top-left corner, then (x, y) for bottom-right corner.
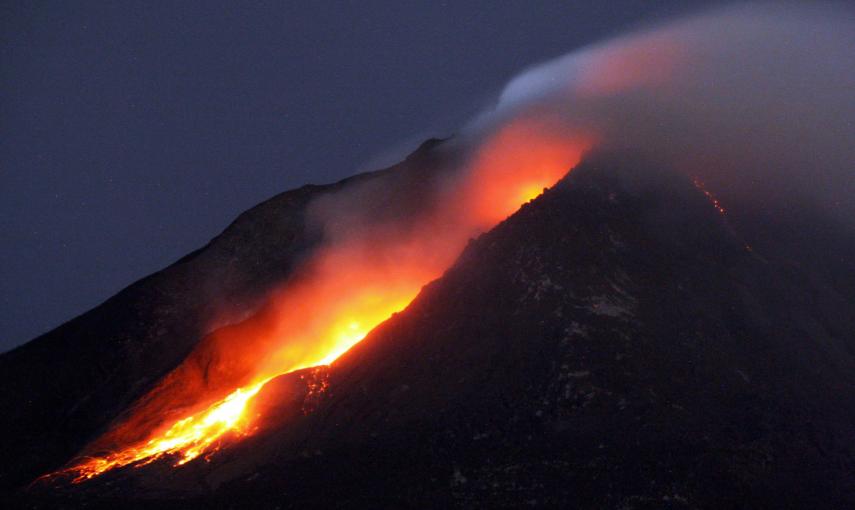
(4, 145), (855, 509)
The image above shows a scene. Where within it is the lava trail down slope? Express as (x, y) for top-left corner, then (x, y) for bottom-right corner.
(10, 152), (855, 508)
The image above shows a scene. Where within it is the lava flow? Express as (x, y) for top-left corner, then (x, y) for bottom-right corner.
(60, 381), (268, 482)
(50, 119), (592, 483)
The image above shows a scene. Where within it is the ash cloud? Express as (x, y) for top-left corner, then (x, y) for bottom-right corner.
(464, 2), (855, 220)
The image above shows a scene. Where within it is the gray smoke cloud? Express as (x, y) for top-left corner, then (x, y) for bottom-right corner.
(461, 2), (855, 220)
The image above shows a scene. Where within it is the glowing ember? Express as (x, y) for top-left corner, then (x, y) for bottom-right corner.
(514, 183), (546, 206)
(50, 119), (592, 484)
(693, 177), (726, 214)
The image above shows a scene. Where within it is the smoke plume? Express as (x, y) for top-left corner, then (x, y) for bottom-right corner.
(468, 2), (855, 219)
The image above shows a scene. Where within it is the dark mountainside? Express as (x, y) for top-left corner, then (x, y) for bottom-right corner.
(5, 146), (855, 508)
(0, 138), (454, 492)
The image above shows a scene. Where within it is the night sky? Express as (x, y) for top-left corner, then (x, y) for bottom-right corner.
(1, 1), (716, 352)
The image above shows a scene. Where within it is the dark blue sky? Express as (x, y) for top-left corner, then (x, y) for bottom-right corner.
(1, 1), (716, 351)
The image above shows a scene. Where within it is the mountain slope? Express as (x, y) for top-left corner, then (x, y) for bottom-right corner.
(24, 154), (855, 508)
(0, 138), (453, 491)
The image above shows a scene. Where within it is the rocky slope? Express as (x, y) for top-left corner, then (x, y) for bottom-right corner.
(215, 156), (855, 509)
(0, 138), (454, 492)
(12, 152), (855, 508)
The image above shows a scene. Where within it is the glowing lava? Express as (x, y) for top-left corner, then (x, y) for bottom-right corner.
(51, 119), (593, 483)
(65, 382), (267, 482)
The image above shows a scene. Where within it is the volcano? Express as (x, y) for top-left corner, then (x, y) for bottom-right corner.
(3, 142), (855, 509)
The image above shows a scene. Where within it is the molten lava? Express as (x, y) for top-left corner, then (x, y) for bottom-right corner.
(66, 382), (267, 482)
(52, 119), (593, 483)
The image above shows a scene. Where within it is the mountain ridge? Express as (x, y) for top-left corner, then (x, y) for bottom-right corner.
(6, 149), (855, 509)
(0, 138), (456, 492)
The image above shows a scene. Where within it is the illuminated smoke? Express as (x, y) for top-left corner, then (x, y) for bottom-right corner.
(474, 2), (855, 219)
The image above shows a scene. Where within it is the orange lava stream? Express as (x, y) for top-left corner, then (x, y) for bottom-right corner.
(62, 287), (417, 483)
(55, 119), (593, 483)
(66, 381), (268, 482)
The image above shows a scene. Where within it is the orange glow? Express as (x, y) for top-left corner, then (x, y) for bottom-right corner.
(51, 118), (593, 483)
(517, 183), (548, 204)
(455, 120), (593, 228)
(64, 381), (267, 482)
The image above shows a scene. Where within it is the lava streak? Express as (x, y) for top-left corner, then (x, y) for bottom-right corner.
(693, 177), (726, 214)
(65, 382), (267, 482)
(51, 119), (592, 483)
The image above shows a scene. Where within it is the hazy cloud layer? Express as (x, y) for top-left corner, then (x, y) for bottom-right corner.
(465, 2), (855, 219)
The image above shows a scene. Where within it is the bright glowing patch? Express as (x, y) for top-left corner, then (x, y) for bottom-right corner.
(66, 381), (266, 482)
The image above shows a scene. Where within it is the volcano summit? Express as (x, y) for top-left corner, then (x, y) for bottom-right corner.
(4, 147), (855, 508)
